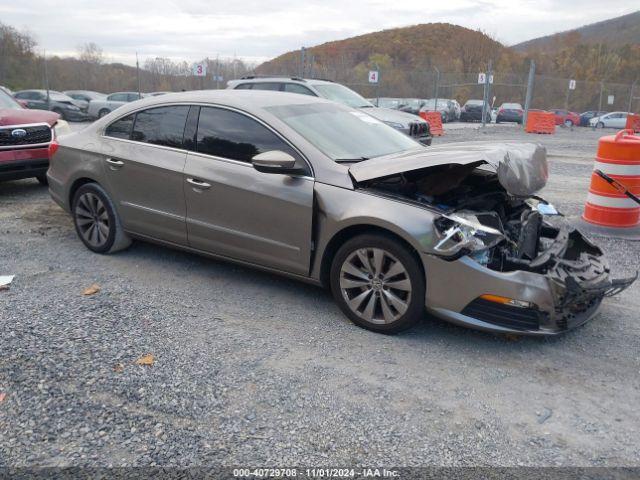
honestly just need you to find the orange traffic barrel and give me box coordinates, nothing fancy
[583,130,640,229]
[419,111,444,136]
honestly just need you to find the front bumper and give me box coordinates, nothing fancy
[421,253,634,336]
[62,109,91,122]
[0,148,49,181]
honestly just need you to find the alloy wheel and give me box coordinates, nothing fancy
[339,247,412,325]
[75,192,110,248]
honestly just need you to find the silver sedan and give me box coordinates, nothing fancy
[47,91,634,335]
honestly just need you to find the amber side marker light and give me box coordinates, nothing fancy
[480,294,533,309]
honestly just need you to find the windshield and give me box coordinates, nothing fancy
[0,89,21,109]
[313,84,373,108]
[267,102,420,161]
[49,91,74,101]
[421,99,449,110]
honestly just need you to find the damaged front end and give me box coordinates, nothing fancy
[353,142,636,334]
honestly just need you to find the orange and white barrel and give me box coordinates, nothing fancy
[583,130,640,228]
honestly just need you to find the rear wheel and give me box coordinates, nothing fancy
[72,183,131,254]
[330,234,425,334]
[596,122,604,129]
[98,109,110,118]
[564,119,573,127]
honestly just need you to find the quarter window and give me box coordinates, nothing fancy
[249,83,282,91]
[283,84,315,96]
[195,107,301,164]
[131,106,190,148]
[105,114,135,139]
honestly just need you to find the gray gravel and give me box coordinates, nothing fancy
[1,124,639,467]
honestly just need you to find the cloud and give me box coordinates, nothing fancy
[0,1,636,65]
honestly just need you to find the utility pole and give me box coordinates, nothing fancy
[136,52,141,96]
[598,82,604,112]
[215,54,220,89]
[523,60,536,128]
[433,66,440,111]
[43,49,50,109]
[481,59,492,128]
[628,80,637,113]
[300,47,306,78]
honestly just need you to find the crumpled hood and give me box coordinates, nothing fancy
[349,141,549,197]
[0,108,59,127]
[360,106,427,126]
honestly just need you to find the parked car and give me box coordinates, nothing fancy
[63,90,106,112]
[579,110,607,127]
[227,77,431,145]
[550,109,580,127]
[460,99,490,122]
[47,90,634,334]
[87,91,143,119]
[372,97,406,110]
[0,88,70,184]
[419,99,457,123]
[397,98,428,116]
[0,85,14,96]
[13,90,90,122]
[496,103,524,124]
[589,111,629,129]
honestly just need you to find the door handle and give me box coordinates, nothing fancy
[105,157,124,169]
[186,178,211,189]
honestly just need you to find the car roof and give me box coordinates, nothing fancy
[107,89,335,111]
[228,76,334,87]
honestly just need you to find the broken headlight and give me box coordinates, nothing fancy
[433,213,505,258]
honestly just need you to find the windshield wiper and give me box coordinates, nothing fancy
[335,157,369,163]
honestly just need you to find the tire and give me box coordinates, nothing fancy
[98,109,110,118]
[329,233,425,334]
[36,174,48,186]
[596,122,604,129]
[72,183,131,254]
[564,119,573,127]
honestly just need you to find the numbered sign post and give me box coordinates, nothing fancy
[477,72,486,84]
[193,63,207,77]
[608,95,615,105]
[569,79,576,90]
[368,70,379,84]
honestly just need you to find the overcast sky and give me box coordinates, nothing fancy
[1,1,636,65]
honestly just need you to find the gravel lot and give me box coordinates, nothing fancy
[1,124,639,468]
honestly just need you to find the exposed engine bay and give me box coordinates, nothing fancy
[358,162,636,305]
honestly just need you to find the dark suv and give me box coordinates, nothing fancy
[14,90,90,122]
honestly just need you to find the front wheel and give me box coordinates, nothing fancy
[564,119,573,127]
[72,183,131,254]
[596,122,604,129]
[330,234,425,334]
[52,108,66,120]
[36,174,48,186]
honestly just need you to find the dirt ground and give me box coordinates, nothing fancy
[1,123,639,468]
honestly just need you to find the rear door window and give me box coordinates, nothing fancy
[194,106,303,166]
[131,106,190,148]
[249,83,283,91]
[283,84,315,96]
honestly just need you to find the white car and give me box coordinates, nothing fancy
[589,111,629,129]
[87,91,143,119]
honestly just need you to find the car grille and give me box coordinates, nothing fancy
[0,124,52,148]
[408,122,430,138]
[461,298,543,331]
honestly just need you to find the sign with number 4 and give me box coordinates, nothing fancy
[368,70,379,84]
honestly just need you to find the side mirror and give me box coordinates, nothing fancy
[251,150,305,175]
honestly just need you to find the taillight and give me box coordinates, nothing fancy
[48,139,59,158]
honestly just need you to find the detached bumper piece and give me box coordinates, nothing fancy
[461,297,545,332]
